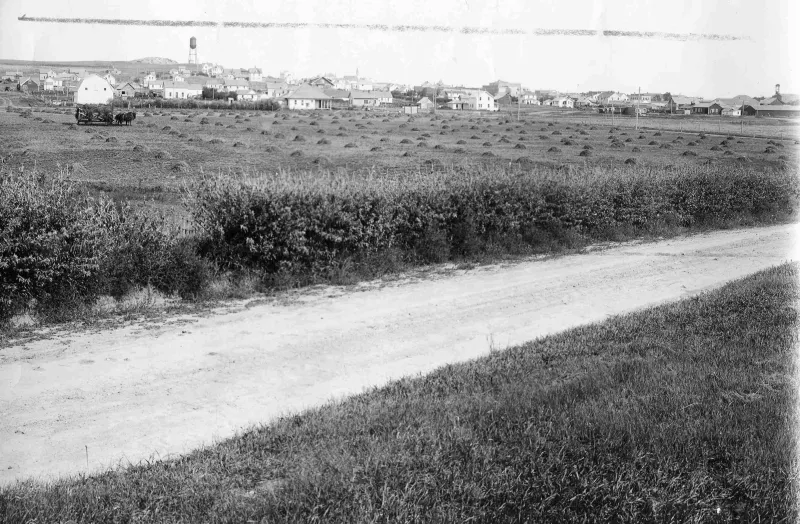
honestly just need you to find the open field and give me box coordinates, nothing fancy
[1,94,797,217]
[1,258,796,522]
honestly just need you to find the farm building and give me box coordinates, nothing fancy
[18,77,40,92]
[690,102,717,115]
[163,81,203,99]
[417,97,434,110]
[115,81,143,99]
[742,104,800,118]
[350,90,384,107]
[285,85,332,110]
[74,75,113,105]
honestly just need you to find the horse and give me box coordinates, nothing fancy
[122,111,137,125]
[114,113,125,125]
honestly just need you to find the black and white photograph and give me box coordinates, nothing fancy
[0,1,798,521]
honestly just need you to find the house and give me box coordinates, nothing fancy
[38,69,55,81]
[574,97,596,108]
[446,100,468,110]
[163,81,203,99]
[115,81,142,99]
[721,105,741,117]
[43,77,63,90]
[323,88,350,102]
[201,63,214,75]
[373,91,393,103]
[18,77,40,92]
[550,97,575,108]
[349,90,383,107]
[459,90,498,111]
[417,96,434,110]
[666,95,698,112]
[74,74,113,105]
[263,82,289,98]
[143,72,157,83]
[519,91,539,105]
[247,68,263,82]
[482,80,522,97]
[223,79,250,92]
[309,76,335,89]
[204,78,224,91]
[629,93,659,103]
[171,74,185,82]
[285,84,332,109]
[239,89,261,101]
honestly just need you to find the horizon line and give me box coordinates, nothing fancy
[16,15,751,42]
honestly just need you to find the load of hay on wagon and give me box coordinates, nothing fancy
[75,104,114,125]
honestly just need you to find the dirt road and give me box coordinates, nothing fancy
[1,224,797,485]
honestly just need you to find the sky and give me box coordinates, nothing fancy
[0,0,797,98]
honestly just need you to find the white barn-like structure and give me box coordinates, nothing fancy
[74,74,113,105]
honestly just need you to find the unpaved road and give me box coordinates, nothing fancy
[1,224,797,485]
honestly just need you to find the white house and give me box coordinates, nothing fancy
[144,72,157,83]
[550,97,574,108]
[356,82,373,91]
[247,68,263,82]
[629,93,656,103]
[461,90,498,111]
[38,69,55,81]
[350,90,383,107]
[520,91,539,105]
[608,92,629,103]
[163,81,203,99]
[374,91,393,103]
[171,74,185,82]
[224,78,250,92]
[285,84,332,110]
[74,74,114,105]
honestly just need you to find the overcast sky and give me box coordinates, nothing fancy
[1,0,797,97]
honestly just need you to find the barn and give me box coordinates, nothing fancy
[74,75,113,105]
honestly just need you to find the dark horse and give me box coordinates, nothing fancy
[116,111,137,125]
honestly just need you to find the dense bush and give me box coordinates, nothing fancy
[189,164,798,277]
[0,173,211,321]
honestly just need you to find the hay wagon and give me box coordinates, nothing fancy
[74,104,114,125]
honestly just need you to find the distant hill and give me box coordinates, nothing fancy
[131,57,177,65]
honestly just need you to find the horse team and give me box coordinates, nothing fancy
[114,111,137,126]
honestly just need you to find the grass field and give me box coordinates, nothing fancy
[1,96,797,219]
[1,263,795,522]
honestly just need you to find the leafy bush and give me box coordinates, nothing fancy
[188,164,798,278]
[0,173,212,321]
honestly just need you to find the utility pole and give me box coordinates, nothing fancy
[636,86,640,130]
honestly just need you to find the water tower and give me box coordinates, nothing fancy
[188,36,198,71]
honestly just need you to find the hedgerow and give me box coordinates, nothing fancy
[189,164,798,277]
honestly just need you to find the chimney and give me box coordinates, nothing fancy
[776,83,781,95]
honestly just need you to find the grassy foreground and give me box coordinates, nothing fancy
[2,264,797,523]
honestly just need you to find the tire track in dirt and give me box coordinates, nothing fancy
[0,224,797,484]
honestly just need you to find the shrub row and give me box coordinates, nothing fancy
[189,164,798,276]
[0,173,211,321]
